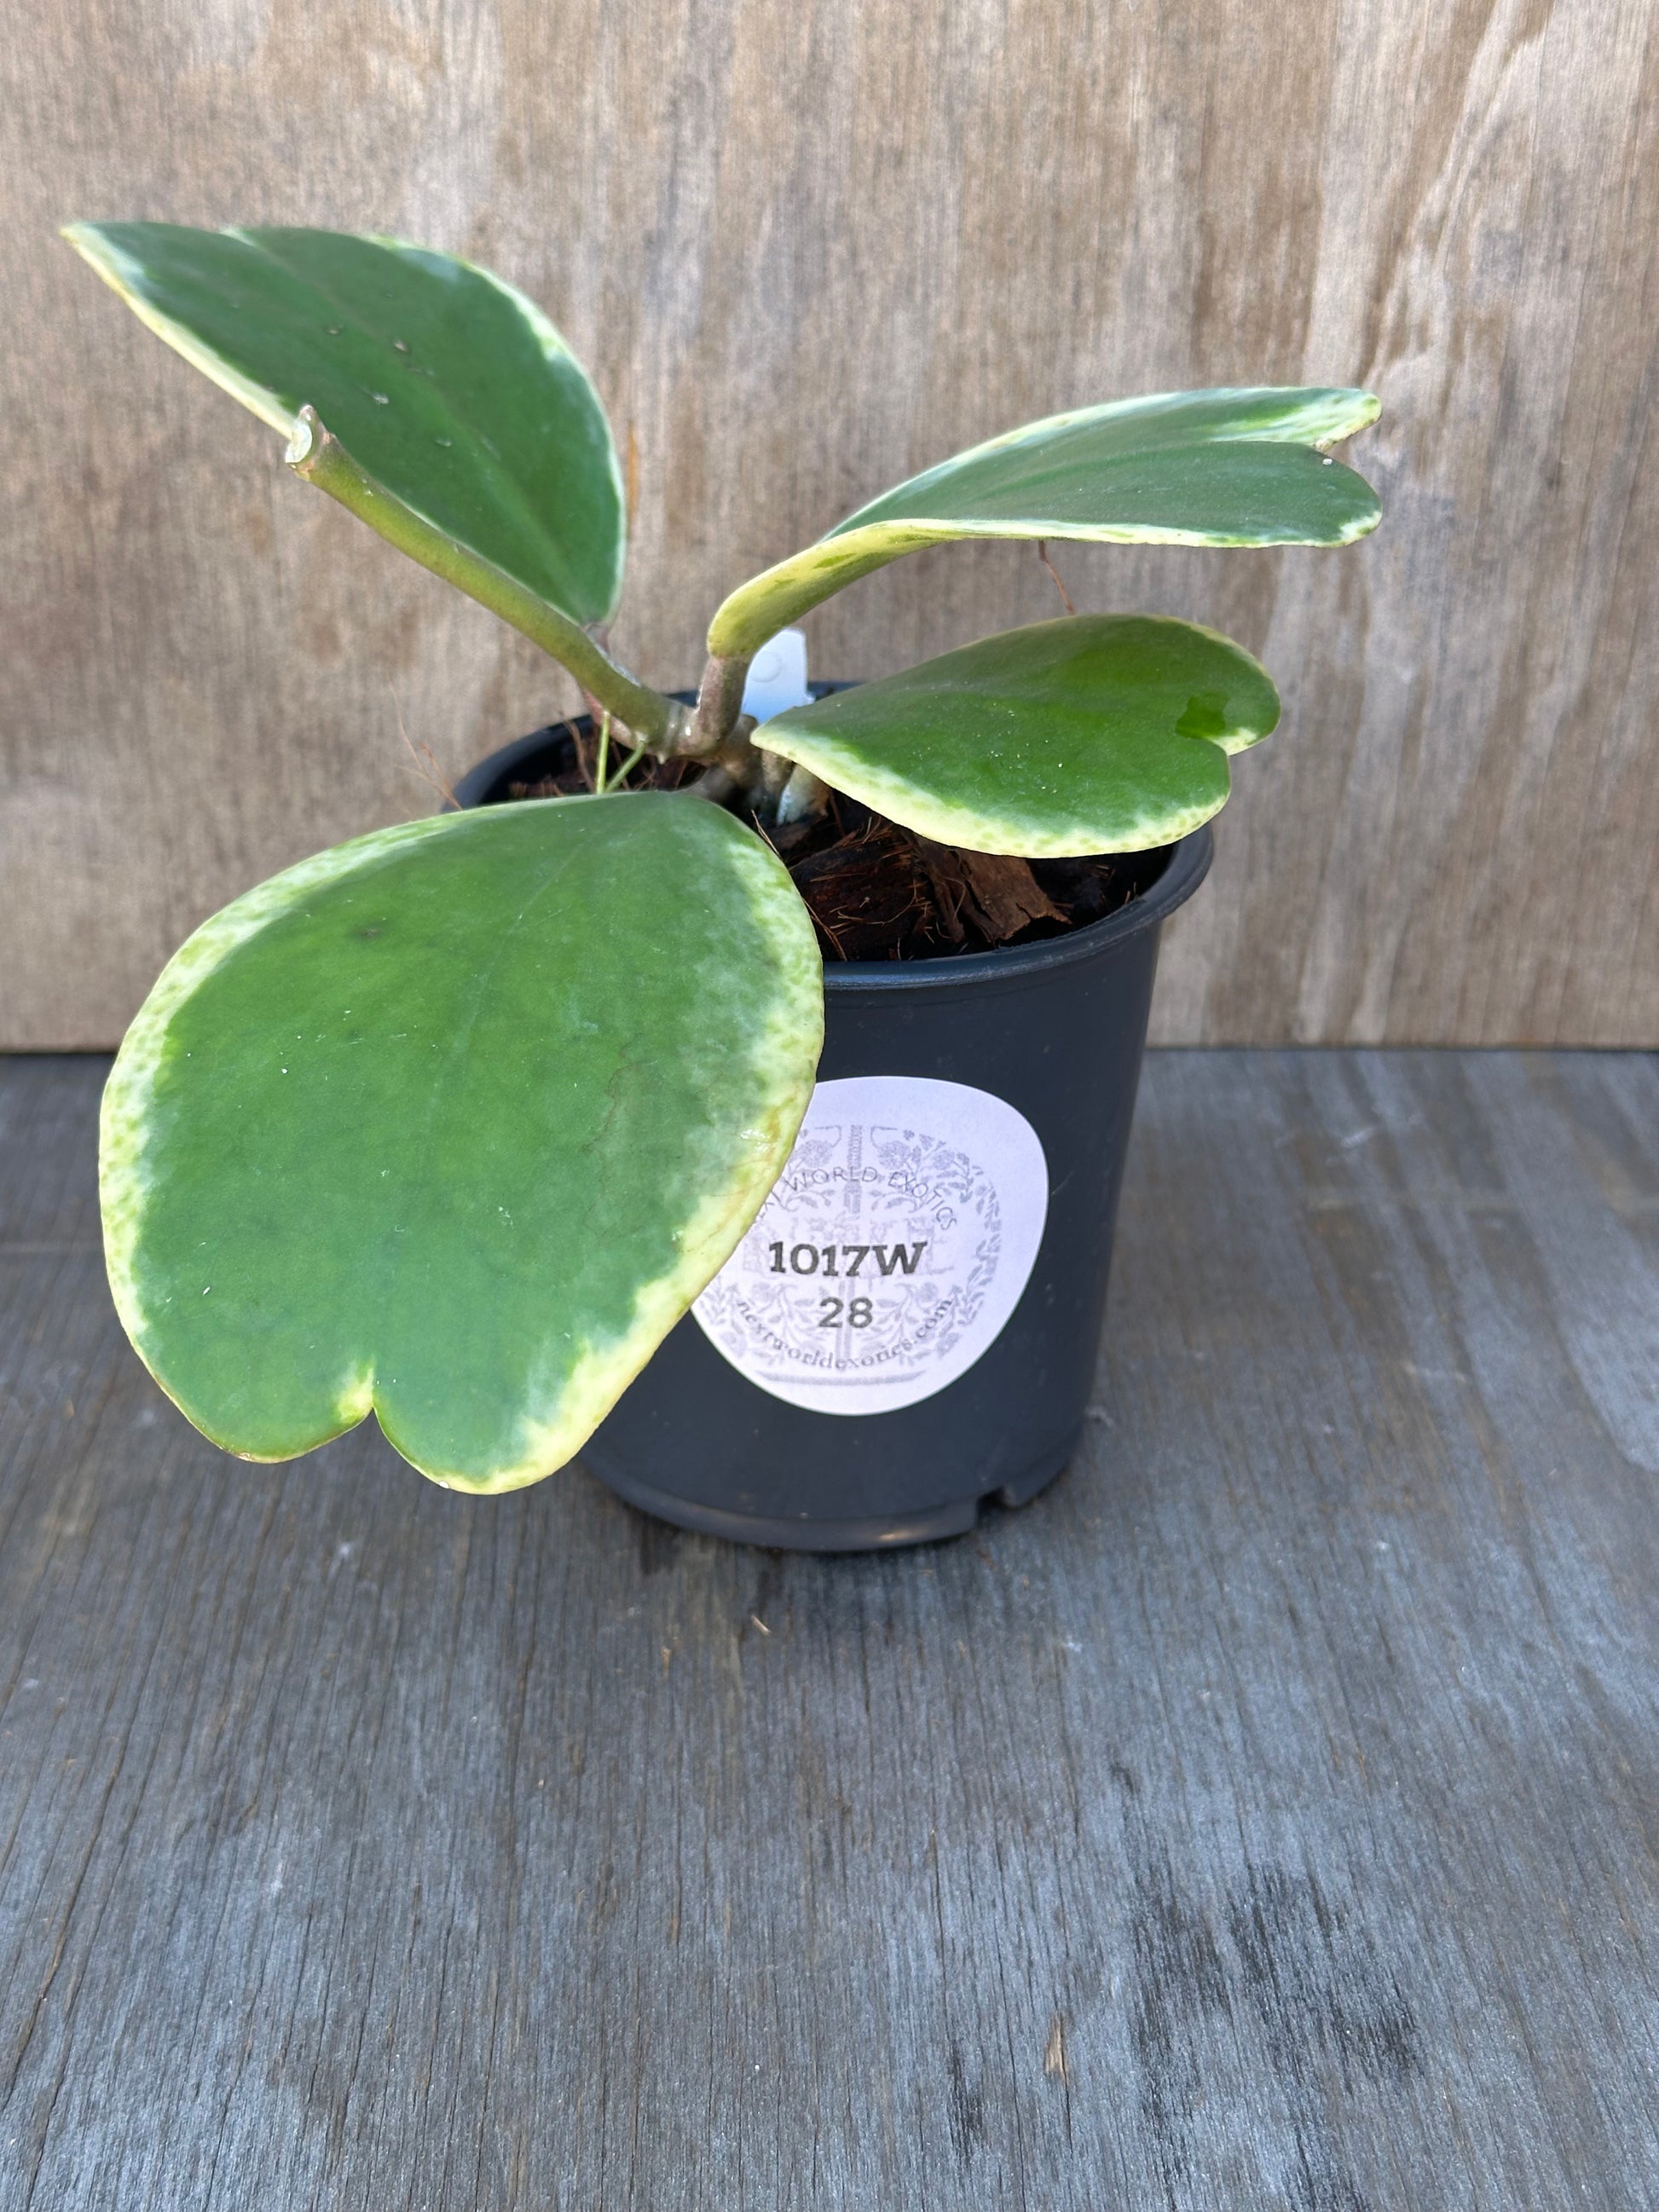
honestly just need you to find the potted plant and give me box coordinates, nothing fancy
[66,222,1381,1549]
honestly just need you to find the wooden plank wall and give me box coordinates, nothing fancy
[4,0,1655,1048]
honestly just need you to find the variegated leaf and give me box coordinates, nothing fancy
[759,615,1280,855]
[66,222,624,627]
[101,795,823,1489]
[709,386,1379,656]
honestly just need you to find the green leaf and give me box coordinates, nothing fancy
[708,386,1379,656]
[65,222,625,626]
[759,615,1280,856]
[100,795,823,1491]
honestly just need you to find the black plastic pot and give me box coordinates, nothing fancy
[454,713,1211,1550]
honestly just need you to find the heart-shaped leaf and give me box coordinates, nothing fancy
[708,386,1379,656]
[101,795,823,1490]
[65,222,624,626]
[759,615,1279,855]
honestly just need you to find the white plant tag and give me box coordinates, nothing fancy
[739,627,812,724]
[692,1076,1049,1415]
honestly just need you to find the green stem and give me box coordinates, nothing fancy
[286,407,692,753]
[607,740,648,791]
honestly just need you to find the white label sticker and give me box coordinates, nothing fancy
[692,1076,1049,1415]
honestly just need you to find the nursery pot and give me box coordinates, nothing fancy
[454,714,1211,1551]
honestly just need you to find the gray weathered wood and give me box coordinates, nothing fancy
[2,1048,1657,2208]
[3,0,1658,1048]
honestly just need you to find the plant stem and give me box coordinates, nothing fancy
[686,652,752,758]
[286,407,693,754]
[592,711,610,793]
[674,648,797,812]
[609,741,648,789]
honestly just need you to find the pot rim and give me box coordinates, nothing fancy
[452,693,1214,995]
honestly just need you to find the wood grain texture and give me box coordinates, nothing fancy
[3,0,1657,1046]
[2,1049,1657,2207]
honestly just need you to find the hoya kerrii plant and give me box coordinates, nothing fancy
[65,222,1381,1495]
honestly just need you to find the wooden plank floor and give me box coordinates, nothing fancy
[1,1050,1656,2211]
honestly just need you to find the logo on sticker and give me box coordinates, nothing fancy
[692,1076,1049,1415]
